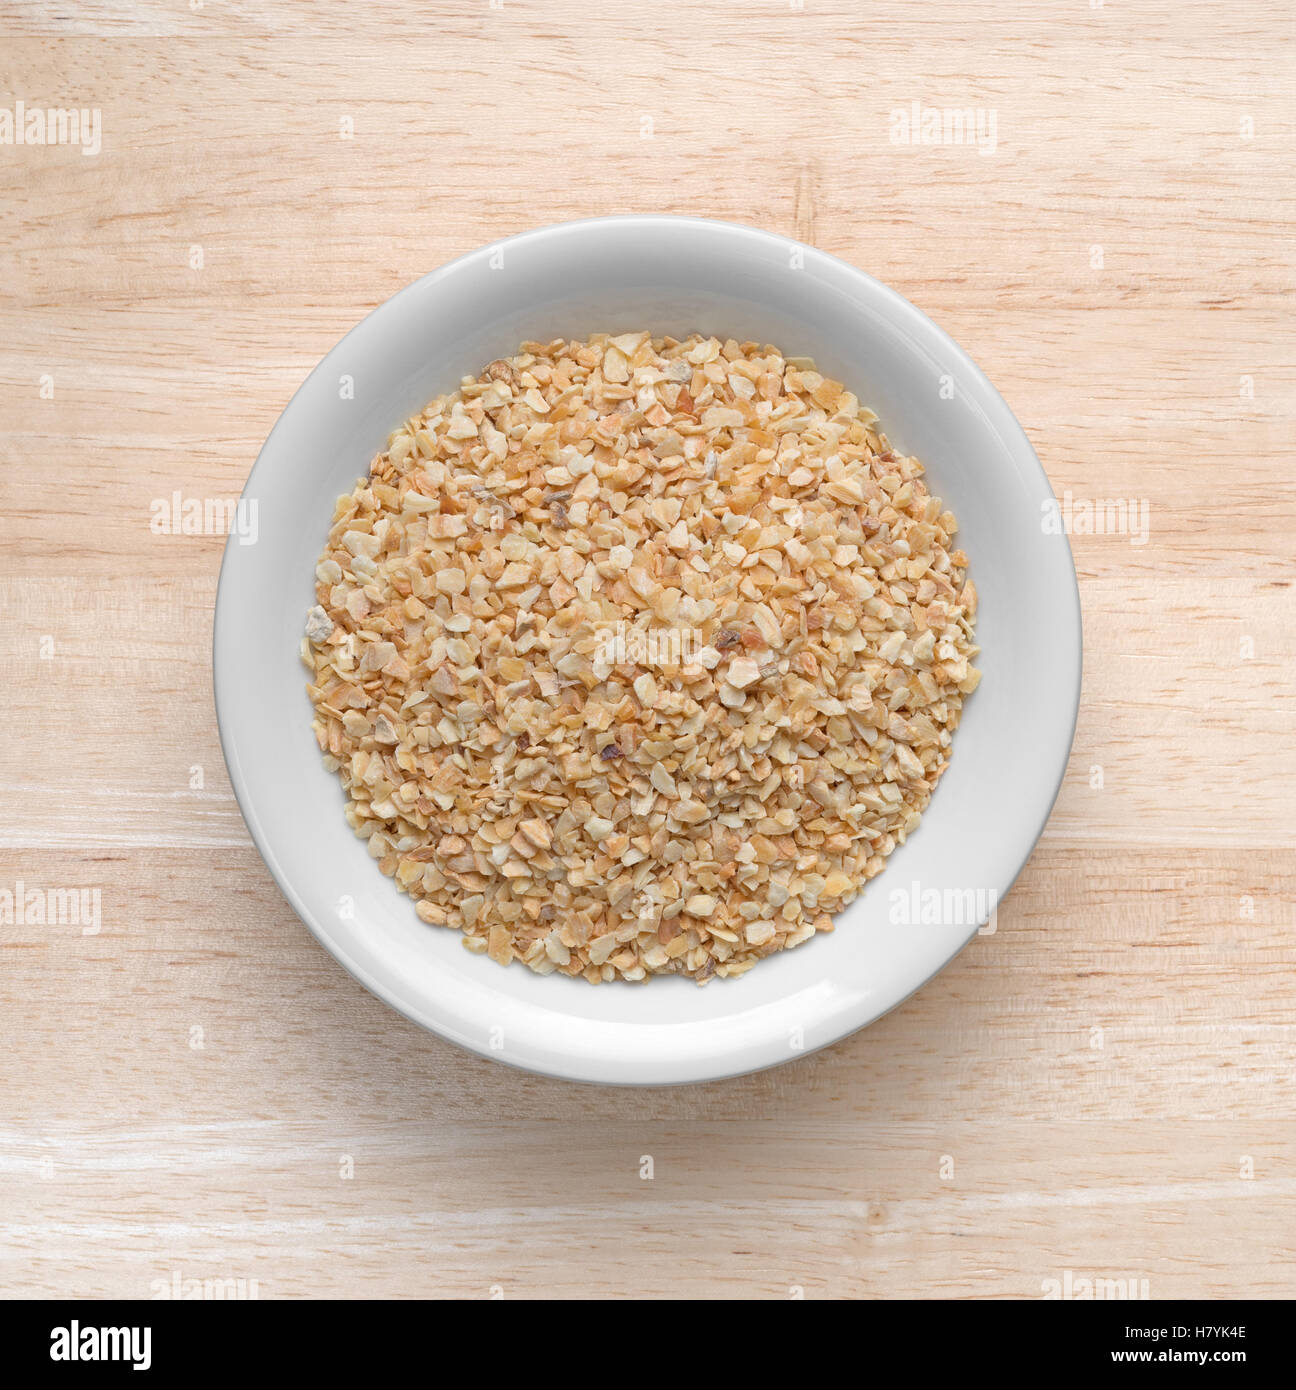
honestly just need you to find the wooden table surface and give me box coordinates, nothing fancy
[2,1,1293,1300]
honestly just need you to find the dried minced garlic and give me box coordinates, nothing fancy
[303,333,979,984]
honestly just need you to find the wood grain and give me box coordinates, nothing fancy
[1,0,1293,1300]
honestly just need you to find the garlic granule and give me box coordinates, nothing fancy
[304,333,979,983]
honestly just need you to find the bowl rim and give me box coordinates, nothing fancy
[214,213,1082,1086]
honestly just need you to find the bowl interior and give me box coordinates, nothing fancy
[215,217,1079,1084]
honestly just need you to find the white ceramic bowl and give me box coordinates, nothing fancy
[214,215,1081,1085]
